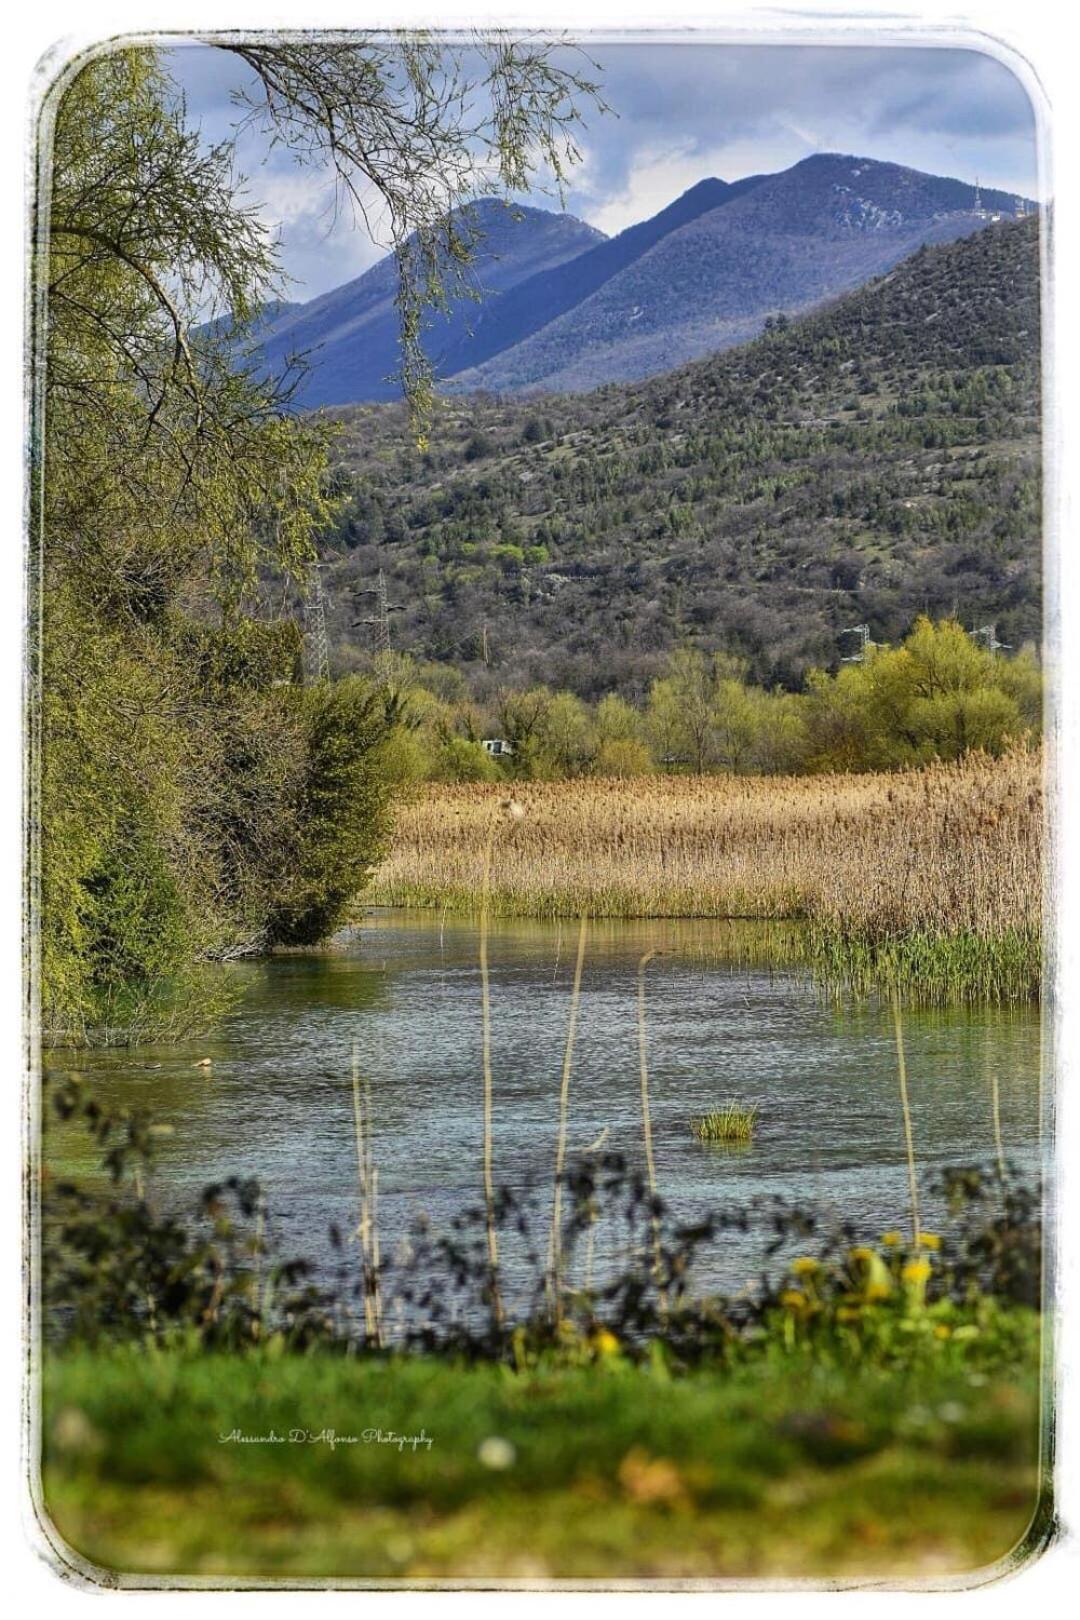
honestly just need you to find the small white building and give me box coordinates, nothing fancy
[481,738,515,758]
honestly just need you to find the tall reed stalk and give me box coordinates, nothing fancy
[987,1034,1007,1178]
[547,914,588,1314]
[478,808,512,1330]
[890,989,921,1249]
[351,1041,383,1346]
[637,950,666,1304]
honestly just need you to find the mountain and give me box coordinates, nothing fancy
[254,155,1033,408]
[256,199,605,408]
[315,217,1041,695]
[450,155,1032,394]
[431,175,756,377]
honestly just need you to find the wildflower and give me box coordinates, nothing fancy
[835,1305,861,1323]
[881,1231,902,1247]
[618,1448,686,1506]
[850,1247,893,1301]
[780,1289,808,1311]
[477,1436,516,1470]
[902,1256,932,1310]
[934,1324,952,1340]
[790,1257,820,1278]
[919,1232,942,1250]
[591,1328,621,1357]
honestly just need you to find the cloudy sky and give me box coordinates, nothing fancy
[168,39,1041,301]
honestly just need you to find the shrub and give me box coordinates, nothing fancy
[266,678,395,945]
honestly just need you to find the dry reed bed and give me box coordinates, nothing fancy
[371,750,1042,941]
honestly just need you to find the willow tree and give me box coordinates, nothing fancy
[33,36,601,1040]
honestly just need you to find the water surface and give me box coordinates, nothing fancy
[45,910,1043,1306]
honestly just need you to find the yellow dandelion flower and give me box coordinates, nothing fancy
[780,1289,807,1310]
[791,1257,820,1277]
[881,1231,902,1247]
[919,1233,942,1250]
[850,1246,874,1263]
[934,1324,952,1340]
[591,1329,621,1357]
[902,1260,932,1284]
[865,1282,892,1303]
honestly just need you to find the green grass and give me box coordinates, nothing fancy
[807,924,1042,1008]
[37,1345,1049,1583]
[692,1101,758,1143]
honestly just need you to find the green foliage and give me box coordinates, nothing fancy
[267,679,395,946]
[439,736,502,782]
[803,617,1040,771]
[374,620,1040,785]
[36,38,598,1041]
[36,51,337,1040]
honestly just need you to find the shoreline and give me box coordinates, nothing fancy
[366,753,1042,1004]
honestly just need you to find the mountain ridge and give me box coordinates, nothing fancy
[451,154,1033,394]
[254,155,1034,408]
[256,198,606,408]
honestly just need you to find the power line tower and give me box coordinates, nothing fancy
[352,568,403,666]
[306,564,331,683]
[969,622,1012,655]
[839,623,873,663]
[973,176,984,217]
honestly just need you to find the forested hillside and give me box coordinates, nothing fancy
[317,216,1041,695]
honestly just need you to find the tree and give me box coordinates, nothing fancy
[646,649,717,772]
[537,691,595,775]
[802,619,1038,772]
[35,37,600,1038]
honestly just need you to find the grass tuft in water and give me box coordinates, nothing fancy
[691,1101,758,1144]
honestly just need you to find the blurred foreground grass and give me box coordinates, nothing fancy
[39,1347,1047,1585]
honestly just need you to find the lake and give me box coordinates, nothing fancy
[43,910,1044,1320]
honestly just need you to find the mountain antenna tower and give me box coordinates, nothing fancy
[306,564,331,683]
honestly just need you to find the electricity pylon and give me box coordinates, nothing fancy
[352,569,402,665]
[969,623,1011,655]
[306,564,331,683]
[839,623,873,663]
